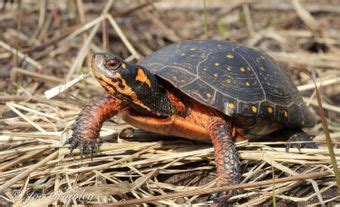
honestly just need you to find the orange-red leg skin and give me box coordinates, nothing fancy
[71,94,128,141]
[207,118,240,186]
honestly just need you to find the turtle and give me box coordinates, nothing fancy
[67,40,316,205]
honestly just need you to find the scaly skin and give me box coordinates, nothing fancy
[68,94,241,205]
[67,94,128,157]
[285,131,317,151]
[208,117,241,206]
[208,117,241,186]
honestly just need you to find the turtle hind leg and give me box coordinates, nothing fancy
[285,130,317,152]
[207,117,241,206]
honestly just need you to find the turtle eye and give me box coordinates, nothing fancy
[105,58,121,70]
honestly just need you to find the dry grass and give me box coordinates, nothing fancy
[0,0,340,206]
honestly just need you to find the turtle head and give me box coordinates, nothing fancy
[91,53,125,80]
[91,52,144,85]
[90,52,176,116]
[91,52,154,106]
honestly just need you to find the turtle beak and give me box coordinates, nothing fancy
[91,53,105,71]
[90,53,114,78]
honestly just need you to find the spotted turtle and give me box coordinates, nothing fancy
[67,40,316,204]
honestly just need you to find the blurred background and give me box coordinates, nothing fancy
[0,0,339,206]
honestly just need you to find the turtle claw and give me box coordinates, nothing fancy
[211,192,229,207]
[96,142,100,152]
[89,147,94,160]
[69,145,75,155]
[80,147,84,158]
[65,136,98,159]
[211,190,241,207]
[210,183,241,207]
[286,133,317,152]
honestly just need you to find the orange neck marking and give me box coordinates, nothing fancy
[95,72,151,112]
[135,68,151,88]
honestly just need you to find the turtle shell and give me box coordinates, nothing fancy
[139,40,315,129]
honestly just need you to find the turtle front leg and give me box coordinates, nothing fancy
[207,117,241,205]
[66,94,128,157]
[285,130,317,152]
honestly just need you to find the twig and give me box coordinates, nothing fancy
[63,15,106,43]
[0,149,46,172]
[76,0,91,74]
[203,0,208,39]
[7,102,60,120]
[107,171,330,206]
[102,18,109,52]
[111,1,153,17]
[64,23,100,81]
[10,67,63,83]
[313,80,340,193]
[268,51,340,69]
[252,2,340,14]
[76,0,87,39]
[0,150,58,193]
[242,3,255,35]
[0,121,65,130]
[0,40,41,68]
[45,73,90,99]
[303,97,340,113]
[153,0,252,10]
[292,0,321,34]
[106,14,140,60]
[298,76,340,91]
[35,0,46,39]
[65,0,114,81]
[5,102,46,132]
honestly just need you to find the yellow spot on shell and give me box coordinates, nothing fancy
[213,73,218,77]
[190,48,196,51]
[226,79,232,84]
[214,62,220,67]
[252,106,257,113]
[267,107,273,114]
[206,93,212,98]
[122,63,127,69]
[240,67,246,72]
[245,82,251,86]
[284,111,288,117]
[260,66,265,71]
[226,54,234,59]
[228,103,235,109]
[226,67,232,71]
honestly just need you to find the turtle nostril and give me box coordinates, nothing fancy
[92,54,98,62]
[93,53,100,60]
[92,53,105,61]
[92,54,108,66]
